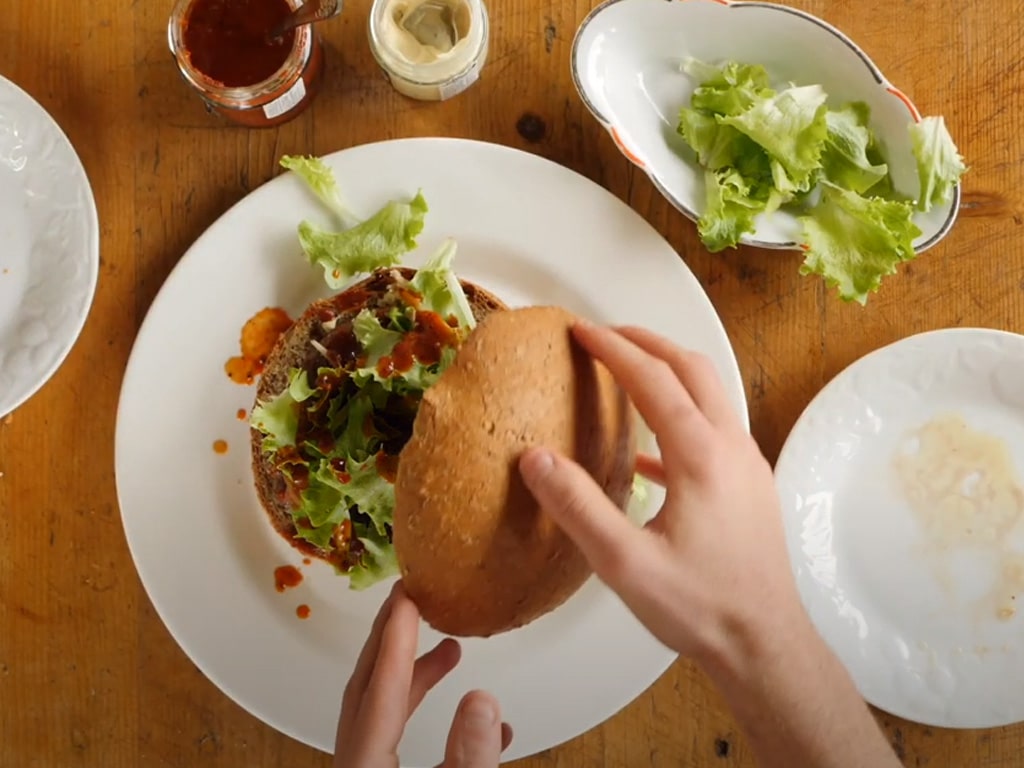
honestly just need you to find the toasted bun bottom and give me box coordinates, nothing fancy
[250,268,507,566]
[393,306,637,637]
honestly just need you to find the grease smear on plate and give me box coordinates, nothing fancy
[893,412,1024,623]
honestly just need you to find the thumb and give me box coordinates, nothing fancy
[519,447,645,589]
[440,691,502,768]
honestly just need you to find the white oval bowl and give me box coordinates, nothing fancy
[571,0,960,252]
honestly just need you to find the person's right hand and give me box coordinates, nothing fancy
[518,321,811,667]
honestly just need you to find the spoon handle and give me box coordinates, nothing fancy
[271,0,343,40]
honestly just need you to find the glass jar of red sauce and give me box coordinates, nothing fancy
[167,0,326,128]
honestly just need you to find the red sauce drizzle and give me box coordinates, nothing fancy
[183,0,295,88]
[236,408,248,421]
[225,307,293,385]
[302,558,311,566]
[396,287,423,308]
[376,451,400,484]
[274,565,303,592]
[296,604,311,619]
[376,310,458,378]
[213,439,229,454]
[331,288,372,313]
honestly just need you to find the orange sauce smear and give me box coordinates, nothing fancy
[213,439,229,454]
[225,307,293,385]
[296,604,311,620]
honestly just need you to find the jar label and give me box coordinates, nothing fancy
[438,64,481,101]
[263,77,307,120]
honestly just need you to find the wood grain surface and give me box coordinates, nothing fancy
[1,0,1023,766]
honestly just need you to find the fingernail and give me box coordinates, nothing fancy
[521,448,554,482]
[463,697,498,729]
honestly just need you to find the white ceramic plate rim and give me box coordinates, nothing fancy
[114,137,749,765]
[0,75,100,417]
[570,0,961,252]
[774,327,1024,729]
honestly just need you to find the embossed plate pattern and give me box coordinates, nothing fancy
[775,329,1024,729]
[0,75,99,417]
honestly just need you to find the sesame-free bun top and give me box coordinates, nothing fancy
[393,306,637,637]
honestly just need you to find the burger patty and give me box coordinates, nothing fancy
[250,266,507,566]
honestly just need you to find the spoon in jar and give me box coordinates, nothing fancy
[267,0,343,43]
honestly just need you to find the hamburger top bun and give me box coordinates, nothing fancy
[393,306,637,637]
[251,267,507,567]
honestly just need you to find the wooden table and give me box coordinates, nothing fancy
[1,0,1022,765]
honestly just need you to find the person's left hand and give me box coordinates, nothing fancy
[333,580,513,768]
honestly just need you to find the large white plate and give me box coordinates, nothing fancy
[115,138,748,764]
[775,328,1024,729]
[0,75,99,417]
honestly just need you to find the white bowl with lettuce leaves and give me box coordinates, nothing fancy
[571,0,967,304]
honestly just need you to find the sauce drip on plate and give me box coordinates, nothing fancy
[225,307,293,385]
[274,564,303,592]
[893,412,1024,622]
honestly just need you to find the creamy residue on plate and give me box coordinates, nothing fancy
[893,412,1024,622]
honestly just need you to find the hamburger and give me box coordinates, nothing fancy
[248,153,637,635]
[249,242,506,589]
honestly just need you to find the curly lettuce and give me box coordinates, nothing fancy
[281,154,428,290]
[675,58,966,303]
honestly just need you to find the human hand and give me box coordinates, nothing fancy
[334,581,513,768]
[518,322,809,666]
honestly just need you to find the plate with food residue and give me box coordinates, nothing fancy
[775,328,1024,729]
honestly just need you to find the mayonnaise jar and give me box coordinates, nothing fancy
[368,0,489,101]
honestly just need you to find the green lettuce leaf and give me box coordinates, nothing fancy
[287,452,397,580]
[353,351,454,394]
[820,102,889,195]
[910,115,967,212]
[348,520,399,591]
[677,109,765,172]
[298,191,429,290]
[672,59,960,304]
[411,239,477,331]
[249,384,299,452]
[343,456,396,536]
[719,84,829,194]
[798,183,922,304]
[296,463,349,534]
[631,473,648,506]
[324,385,384,463]
[280,155,357,226]
[287,367,317,403]
[353,309,403,365]
[683,58,773,116]
[698,168,767,252]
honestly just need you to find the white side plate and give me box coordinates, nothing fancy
[0,75,99,416]
[776,328,1024,729]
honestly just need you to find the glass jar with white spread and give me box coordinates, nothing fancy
[368,0,489,101]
